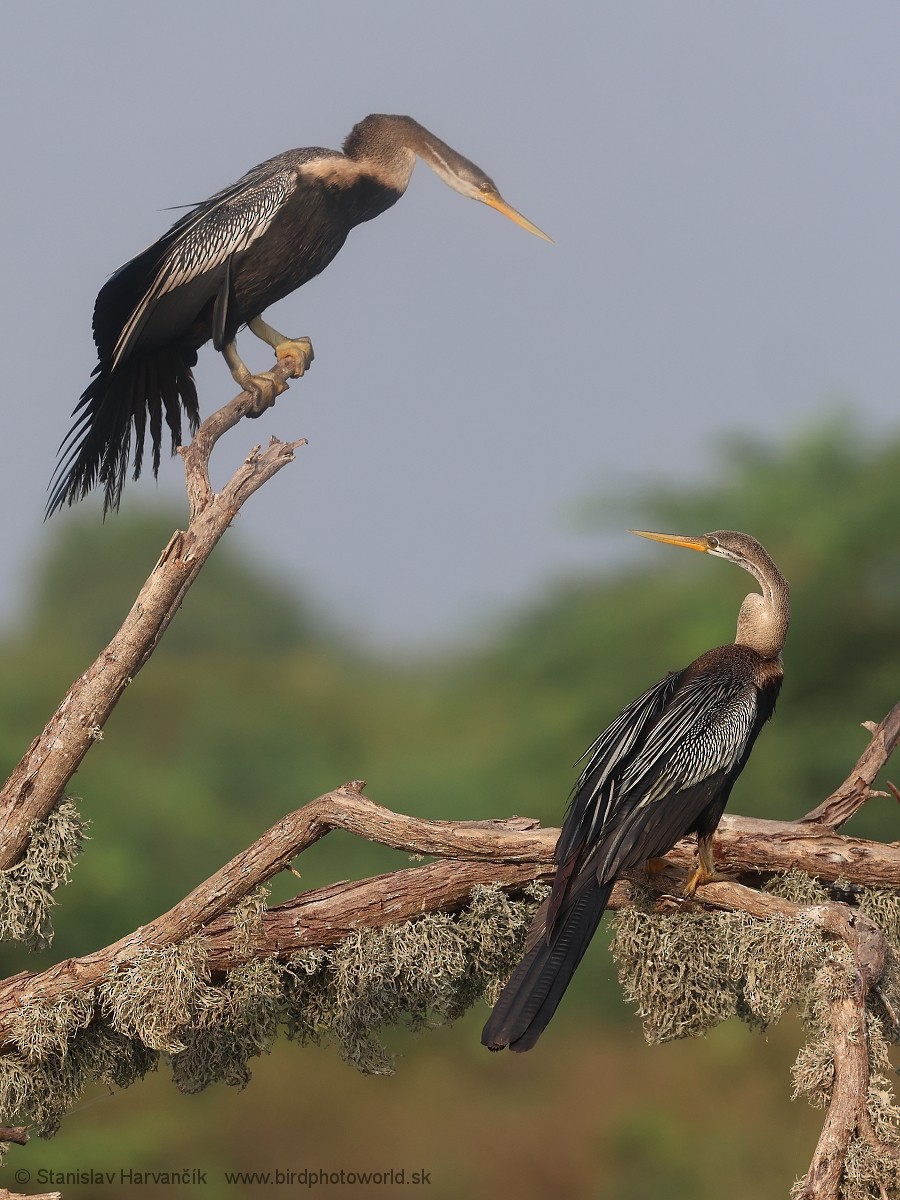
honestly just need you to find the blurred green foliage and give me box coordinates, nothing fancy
[0,418,898,1198]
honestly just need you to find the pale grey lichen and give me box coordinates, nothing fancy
[609,874,900,1200]
[281,882,547,1074]
[98,937,214,1053]
[0,880,545,1146]
[0,799,86,950]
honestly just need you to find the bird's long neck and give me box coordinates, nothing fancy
[734,548,790,660]
[342,115,435,195]
[342,114,475,196]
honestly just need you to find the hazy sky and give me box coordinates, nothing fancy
[3,2,899,647]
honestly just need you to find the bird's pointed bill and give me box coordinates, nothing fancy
[481,193,553,242]
[631,530,711,553]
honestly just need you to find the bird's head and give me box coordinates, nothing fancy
[431,157,550,241]
[417,135,552,242]
[630,529,790,657]
[631,529,765,567]
[347,114,552,241]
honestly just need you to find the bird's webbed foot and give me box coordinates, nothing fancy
[222,342,289,415]
[248,317,315,378]
[242,370,287,416]
[274,336,315,378]
[682,836,731,898]
[644,856,670,880]
[682,863,732,898]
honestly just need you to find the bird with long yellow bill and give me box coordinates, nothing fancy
[50,114,550,516]
[482,529,790,1053]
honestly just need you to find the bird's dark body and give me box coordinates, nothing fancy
[50,148,407,515]
[482,641,782,1052]
[52,114,548,513]
[94,156,403,362]
[57,107,559,515]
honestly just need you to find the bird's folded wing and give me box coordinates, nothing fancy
[111,166,301,368]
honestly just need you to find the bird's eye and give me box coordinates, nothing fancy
[707,535,719,549]
[479,181,493,195]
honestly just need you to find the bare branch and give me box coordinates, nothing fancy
[0,355,309,870]
[801,700,900,829]
[3,764,900,1049]
[793,913,898,1199]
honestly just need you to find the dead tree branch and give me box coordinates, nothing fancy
[1,735,899,1049]
[0,355,309,870]
[802,700,900,829]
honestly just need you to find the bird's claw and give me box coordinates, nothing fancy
[275,337,315,377]
[682,865,731,898]
[243,370,287,416]
[644,856,670,879]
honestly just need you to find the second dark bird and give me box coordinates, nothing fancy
[482,529,790,1053]
[50,114,550,516]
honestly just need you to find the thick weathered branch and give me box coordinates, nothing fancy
[794,909,897,1199]
[203,858,555,969]
[0,356,308,869]
[0,706,896,1194]
[2,751,900,1048]
[802,700,900,829]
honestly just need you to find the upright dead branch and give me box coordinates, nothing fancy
[793,906,898,1199]
[802,701,900,830]
[0,355,308,871]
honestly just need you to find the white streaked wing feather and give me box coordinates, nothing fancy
[112,167,299,367]
[558,673,679,859]
[620,675,757,804]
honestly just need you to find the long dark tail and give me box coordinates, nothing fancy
[47,344,199,517]
[481,879,613,1052]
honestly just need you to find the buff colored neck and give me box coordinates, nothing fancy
[734,552,790,660]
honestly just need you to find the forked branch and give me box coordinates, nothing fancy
[1,736,899,1049]
[0,356,309,870]
[802,700,900,829]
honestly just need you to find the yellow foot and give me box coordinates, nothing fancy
[275,337,315,377]
[682,864,732,898]
[242,370,288,415]
[644,856,670,879]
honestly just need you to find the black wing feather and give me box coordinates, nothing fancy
[483,651,776,1051]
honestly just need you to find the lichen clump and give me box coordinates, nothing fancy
[609,871,900,1199]
[0,882,544,1144]
[0,799,86,950]
[283,882,546,1074]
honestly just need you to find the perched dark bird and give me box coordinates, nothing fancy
[49,114,550,516]
[482,529,790,1053]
